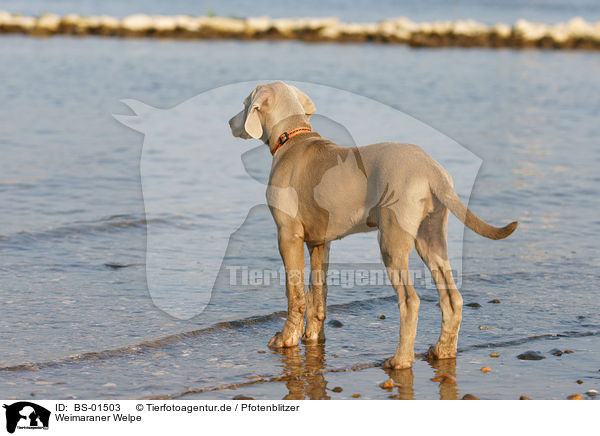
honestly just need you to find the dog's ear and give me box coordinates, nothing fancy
[245,86,273,139]
[289,85,316,118]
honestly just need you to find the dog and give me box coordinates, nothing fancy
[228,81,517,369]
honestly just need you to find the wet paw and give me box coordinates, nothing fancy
[302,320,325,345]
[427,345,456,360]
[268,331,283,348]
[382,356,414,370]
[267,330,301,348]
[301,331,325,345]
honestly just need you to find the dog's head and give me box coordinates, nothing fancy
[228,81,316,142]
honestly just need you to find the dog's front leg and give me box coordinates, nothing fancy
[303,243,330,344]
[268,226,306,348]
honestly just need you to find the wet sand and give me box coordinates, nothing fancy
[3,295,599,400]
[158,333,600,401]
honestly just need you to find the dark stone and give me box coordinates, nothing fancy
[488,299,501,304]
[104,263,133,269]
[517,351,545,360]
[328,319,343,328]
[378,314,386,319]
[550,348,563,356]
[465,302,481,308]
[331,386,343,393]
[576,380,583,384]
[520,395,532,400]
[462,394,479,400]
[233,394,254,400]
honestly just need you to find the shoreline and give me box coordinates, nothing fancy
[1,12,599,50]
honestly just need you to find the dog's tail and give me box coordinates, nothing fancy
[430,171,518,240]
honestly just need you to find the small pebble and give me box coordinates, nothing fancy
[379,314,386,320]
[576,380,583,384]
[478,325,492,330]
[431,374,456,384]
[550,348,563,356]
[517,351,545,360]
[328,319,343,328]
[30,393,35,397]
[465,302,481,308]
[352,393,361,398]
[380,379,394,389]
[104,263,131,269]
[480,366,492,373]
[490,352,500,358]
[488,299,501,304]
[233,394,254,400]
[585,389,597,397]
[564,350,574,354]
[257,350,266,354]
[577,315,585,319]
[567,394,582,400]
[331,386,343,393]
[462,394,479,400]
[520,396,532,400]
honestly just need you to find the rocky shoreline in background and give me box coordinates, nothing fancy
[1,12,600,49]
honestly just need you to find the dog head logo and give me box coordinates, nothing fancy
[114,81,481,320]
[3,402,50,434]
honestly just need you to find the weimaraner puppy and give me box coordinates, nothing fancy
[228,81,517,369]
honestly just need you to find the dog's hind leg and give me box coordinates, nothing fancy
[303,242,330,344]
[415,206,463,360]
[379,219,420,370]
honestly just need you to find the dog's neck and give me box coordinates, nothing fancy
[267,115,312,155]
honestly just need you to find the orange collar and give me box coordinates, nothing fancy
[271,127,312,155]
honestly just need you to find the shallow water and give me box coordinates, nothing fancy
[1,34,600,399]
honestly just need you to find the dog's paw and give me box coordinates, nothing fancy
[301,332,325,345]
[268,331,285,348]
[268,331,300,348]
[427,345,456,360]
[382,356,413,370]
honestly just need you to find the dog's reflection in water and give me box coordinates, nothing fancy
[429,358,459,400]
[383,368,416,400]
[274,346,459,400]
[384,358,458,400]
[275,345,330,400]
